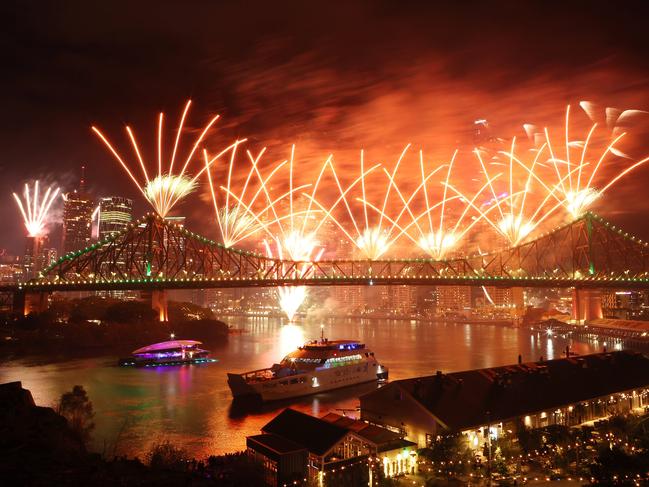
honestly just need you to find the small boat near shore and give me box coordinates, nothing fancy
[227,334,388,402]
[119,339,217,367]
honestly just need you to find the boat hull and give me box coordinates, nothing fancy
[228,362,387,402]
[119,357,217,367]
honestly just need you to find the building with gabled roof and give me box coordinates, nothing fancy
[246,433,307,487]
[262,408,352,457]
[247,408,417,486]
[320,412,417,478]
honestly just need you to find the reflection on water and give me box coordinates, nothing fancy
[0,317,618,458]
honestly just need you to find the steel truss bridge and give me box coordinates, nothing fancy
[9,211,649,293]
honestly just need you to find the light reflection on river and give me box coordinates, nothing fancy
[0,317,612,458]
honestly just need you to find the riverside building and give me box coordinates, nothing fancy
[246,408,417,487]
[360,351,649,450]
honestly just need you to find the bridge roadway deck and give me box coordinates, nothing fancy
[4,275,649,293]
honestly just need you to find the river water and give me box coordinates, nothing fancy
[0,317,618,458]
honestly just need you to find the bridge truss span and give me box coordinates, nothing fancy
[19,212,649,292]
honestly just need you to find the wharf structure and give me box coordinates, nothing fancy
[360,350,649,449]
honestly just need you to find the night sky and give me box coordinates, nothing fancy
[2,0,649,253]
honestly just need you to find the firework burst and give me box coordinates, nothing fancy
[450,104,649,248]
[469,138,567,247]
[528,104,649,219]
[257,146,328,320]
[13,181,60,237]
[264,233,324,321]
[205,147,310,248]
[92,100,243,218]
[304,147,424,260]
[388,150,502,260]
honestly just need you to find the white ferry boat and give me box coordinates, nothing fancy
[227,336,388,402]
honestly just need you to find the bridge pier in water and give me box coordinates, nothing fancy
[571,289,603,324]
[151,289,169,322]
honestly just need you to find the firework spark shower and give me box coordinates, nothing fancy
[12,181,60,238]
[91,100,244,218]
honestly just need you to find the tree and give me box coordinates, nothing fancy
[591,444,649,483]
[105,300,157,324]
[68,296,113,323]
[516,425,543,454]
[56,385,95,445]
[167,301,214,323]
[147,440,188,471]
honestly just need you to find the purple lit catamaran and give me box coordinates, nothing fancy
[119,339,217,367]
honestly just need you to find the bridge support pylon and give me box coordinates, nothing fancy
[22,291,50,316]
[151,289,169,322]
[571,289,603,324]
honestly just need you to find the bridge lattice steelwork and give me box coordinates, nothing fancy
[17,212,649,292]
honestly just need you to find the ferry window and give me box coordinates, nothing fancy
[299,377,306,383]
[279,380,288,386]
[290,378,298,384]
[323,354,363,368]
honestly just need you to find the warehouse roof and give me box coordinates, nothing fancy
[361,351,649,431]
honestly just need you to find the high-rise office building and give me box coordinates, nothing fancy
[62,168,94,254]
[23,235,44,279]
[98,196,133,240]
[22,233,59,279]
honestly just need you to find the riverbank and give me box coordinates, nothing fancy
[0,297,229,361]
[0,318,229,361]
[529,318,649,349]
[0,381,264,486]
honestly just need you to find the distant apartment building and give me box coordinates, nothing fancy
[435,285,472,314]
[332,286,364,313]
[0,261,24,283]
[98,196,133,239]
[474,286,525,318]
[382,286,417,315]
[602,290,648,319]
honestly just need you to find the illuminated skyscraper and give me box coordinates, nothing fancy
[98,196,133,240]
[62,168,94,254]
